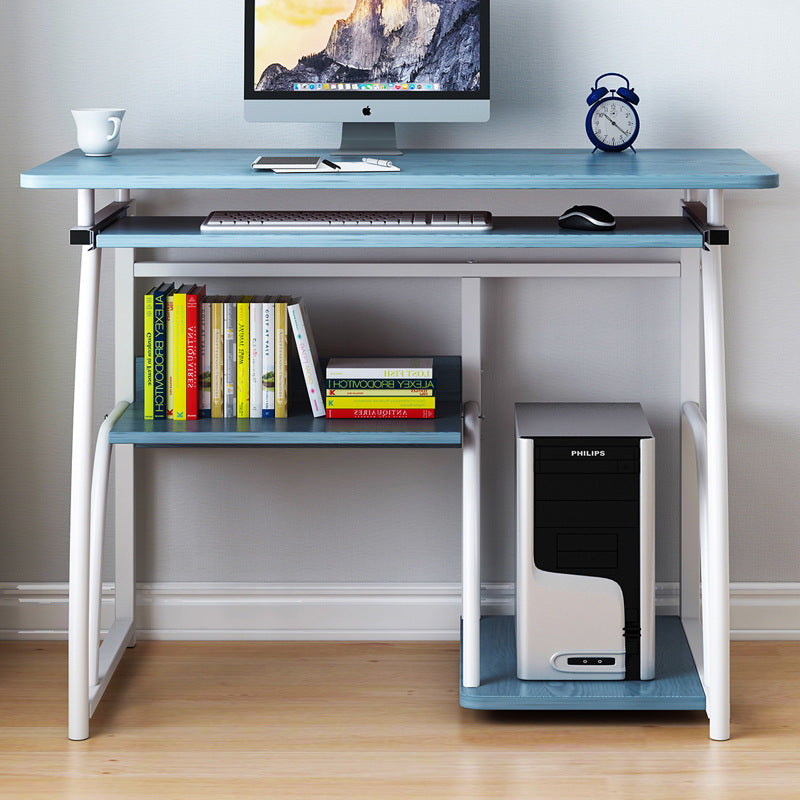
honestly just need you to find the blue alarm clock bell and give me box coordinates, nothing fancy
[586,73,640,153]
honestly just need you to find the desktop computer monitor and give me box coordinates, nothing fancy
[244,0,489,155]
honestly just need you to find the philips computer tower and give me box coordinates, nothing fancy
[515,403,655,681]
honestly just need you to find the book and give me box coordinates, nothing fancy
[186,284,206,421]
[288,298,324,418]
[166,289,175,419]
[325,408,435,419]
[236,296,253,418]
[325,358,433,380]
[171,285,192,421]
[274,296,289,419]
[262,297,275,418]
[153,282,173,420]
[211,297,224,419]
[249,297,263,418]
[143,286,156,420]
[326,388,434,397]
[325,396,435,410]
[199,295,212,418]
[223,296,237,418]
[326,377,436,392]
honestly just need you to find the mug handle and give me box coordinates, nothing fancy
[106,116,121,141]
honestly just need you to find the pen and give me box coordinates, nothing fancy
[322,159,341,170]
[362,157,393,168]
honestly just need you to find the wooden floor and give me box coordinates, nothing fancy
[1,640,799,799]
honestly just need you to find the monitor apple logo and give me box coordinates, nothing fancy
[362,106,371,116]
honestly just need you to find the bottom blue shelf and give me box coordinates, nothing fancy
[460,615,706,711]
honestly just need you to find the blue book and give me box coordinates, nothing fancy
[152,282,174,419]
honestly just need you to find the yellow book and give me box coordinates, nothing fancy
[326,396,436,410]
[143,287,155,420]
[166,290,175,419]
[172,284,192,421]
[236,296,253,418]
[274,297,288,419]
[211,298,224,418]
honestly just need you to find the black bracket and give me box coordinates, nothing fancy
[681,201,729,248]
[70,200,133,249]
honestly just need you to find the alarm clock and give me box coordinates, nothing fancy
[586,73,640,153]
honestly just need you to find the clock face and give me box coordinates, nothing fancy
[589,98,638,149]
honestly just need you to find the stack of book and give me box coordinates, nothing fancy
[143,286,323,421]
[325,358,436,419]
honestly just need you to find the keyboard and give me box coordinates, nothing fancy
[200,210,493,232]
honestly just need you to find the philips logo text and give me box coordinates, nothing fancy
[571,450,605,457]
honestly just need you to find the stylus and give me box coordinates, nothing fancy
[362,157,394,168]
[322,159,341,170]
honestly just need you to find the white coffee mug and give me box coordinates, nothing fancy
[71,108,126,156]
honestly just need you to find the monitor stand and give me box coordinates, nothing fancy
[330,123,403,157]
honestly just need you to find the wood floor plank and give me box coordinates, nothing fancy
[1,640,799,799]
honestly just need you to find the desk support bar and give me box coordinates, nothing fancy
[89,401,131,688]
[682,201,730,247]
[462,401,481,688]
[700,189,731,741]
[461,277,482,688]
[68,190,101,740]
[682,401,710,694]
[70,200,133,249]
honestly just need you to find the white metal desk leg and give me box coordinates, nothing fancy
[701,189,731,741]
[682,401,711,695]
[114,246,136,644]
[462,402,481,687]
[89,401,131,687]
[461,277,482,688]
[68,189,100,741]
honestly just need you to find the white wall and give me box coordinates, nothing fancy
[1,0,798,590]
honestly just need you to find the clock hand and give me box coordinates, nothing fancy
[601,113,626,133]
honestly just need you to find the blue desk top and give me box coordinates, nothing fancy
[21,148,778,190]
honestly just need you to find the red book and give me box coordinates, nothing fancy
[326,408,435,419]
[185,284,207,420]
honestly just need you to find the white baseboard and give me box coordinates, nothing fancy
[1,581,797,641]
[729,583,800,640]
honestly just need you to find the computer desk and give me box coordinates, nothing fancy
[21,148,779,741]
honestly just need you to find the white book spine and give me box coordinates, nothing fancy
[200,300,212,417]
[249,301,263,418]
[262,300,275,417]
[288,300,325,418]
[223,301,237,418]
[325,368,434,379]
[325,358,433,380]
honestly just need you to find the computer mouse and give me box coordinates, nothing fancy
[558,205,616,231]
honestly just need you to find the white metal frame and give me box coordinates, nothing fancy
[67,190,731,740]
[456,192,731,740]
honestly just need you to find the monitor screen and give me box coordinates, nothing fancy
[245,0,488,102]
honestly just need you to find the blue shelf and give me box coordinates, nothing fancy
[94,215,704,249]
[460,615,706,711]
[21,148,778,190]
[110,356,461,447]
